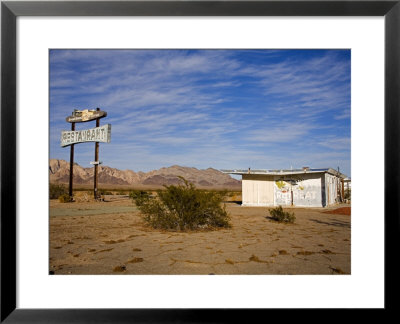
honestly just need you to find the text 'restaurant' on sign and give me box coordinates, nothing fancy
[61,124,111,147]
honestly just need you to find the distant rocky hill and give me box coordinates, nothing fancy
[49,159,241,189]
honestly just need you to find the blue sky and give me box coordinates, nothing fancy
[50,49,351,177]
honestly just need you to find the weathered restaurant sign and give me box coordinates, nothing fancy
[61,124,111,147]
[66,109,107,123]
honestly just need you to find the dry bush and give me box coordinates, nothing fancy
[269,205,296,223]
[49,183,68,199]
[137,177,231,231]
[129,190,151,207]
[58,193,73,203]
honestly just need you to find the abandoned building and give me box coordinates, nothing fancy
[222,167,347,207]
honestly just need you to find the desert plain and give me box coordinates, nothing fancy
[49,192,350,275]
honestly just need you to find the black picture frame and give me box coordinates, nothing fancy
[1,0,398,321]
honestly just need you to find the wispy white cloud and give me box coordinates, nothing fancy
[50,49,351,175]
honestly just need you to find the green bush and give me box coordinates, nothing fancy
[58,193,73,203]
[137,177,230,231]
[129,190,151,207]
[269,205,295,223]
[49,183,68,199]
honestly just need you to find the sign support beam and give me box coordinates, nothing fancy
[69,122,75,198]
[94,108,100,200]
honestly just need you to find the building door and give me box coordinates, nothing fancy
[257,180,274,205]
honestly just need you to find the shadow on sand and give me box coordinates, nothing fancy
[310,218,350,228]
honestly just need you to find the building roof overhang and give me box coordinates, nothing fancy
[221,168,347,179]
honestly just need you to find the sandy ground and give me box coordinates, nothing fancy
[49,196,351,275]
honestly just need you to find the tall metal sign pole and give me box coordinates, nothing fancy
[61,108,111,200]
[69,122,75,197]
[94,108,100,200]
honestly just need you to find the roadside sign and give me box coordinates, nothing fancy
[61,107,110,200]
[90,161,103,165]
[66,109,107,123]
[61,124,111,147]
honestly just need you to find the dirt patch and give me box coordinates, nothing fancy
[50,200,351,274]
[249,255,268,263]
[297,251,315,256]
[324,207,351,215]
[94,248,114,254]
[127,257,144,263]
[113,265,126,272]
[320,249,335,254]
[329,266,347,274]
[104,239,125,244]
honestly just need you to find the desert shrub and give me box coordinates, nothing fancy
[49,183,68,199]
[269,205,295,223]
[137,177,230,231]
[99,189,113,196]
[129,190,151,207]
[344,188,351,200]
[58,193,73,203]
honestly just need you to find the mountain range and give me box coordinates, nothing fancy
[49,159,241,189]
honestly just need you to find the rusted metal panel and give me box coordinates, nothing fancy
[60,124,111,147]
[66,109,107,123]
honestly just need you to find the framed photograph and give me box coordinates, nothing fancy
[1,0,397,321]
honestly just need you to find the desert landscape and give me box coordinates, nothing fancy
[49,159,241,189]
[49,49,351,276]
[49,192,351,275]
[49,50,352,276]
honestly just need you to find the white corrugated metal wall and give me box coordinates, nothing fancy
[241,172,343,207]
[242,174,274,206]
